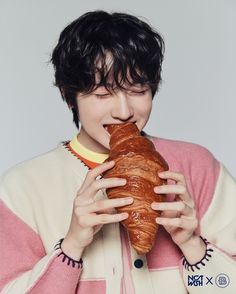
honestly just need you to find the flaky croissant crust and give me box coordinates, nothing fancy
[103,123,169,255]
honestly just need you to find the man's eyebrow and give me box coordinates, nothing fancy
[92,86,111,93]
[92,83,148,92]
[128,84,149,90]
[93,83,112,89]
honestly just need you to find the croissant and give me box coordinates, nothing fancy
[102,123,169,255]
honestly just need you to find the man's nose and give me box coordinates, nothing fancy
[111,92,134,121]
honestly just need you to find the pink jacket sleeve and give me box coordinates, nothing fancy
[178,147,236,293]
[0,200,82,294]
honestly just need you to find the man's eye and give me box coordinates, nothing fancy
[95,93,110,98]
[138,90,147,94]
[129,90,147,95]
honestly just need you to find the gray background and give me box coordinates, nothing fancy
[0,0,235,177]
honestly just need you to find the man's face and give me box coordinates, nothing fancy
[76,83,153,153]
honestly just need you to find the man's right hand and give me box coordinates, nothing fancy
[61,160,133,260]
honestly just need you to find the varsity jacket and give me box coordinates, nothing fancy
[0,134,236,294]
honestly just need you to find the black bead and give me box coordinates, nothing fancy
[134,259,144,268]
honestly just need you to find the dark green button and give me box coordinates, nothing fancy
[134,259,144,268]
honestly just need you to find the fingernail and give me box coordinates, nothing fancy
[151,202,158,209]
[123,197,133,204]
[121,212,129,219]
[156,217,162,223]
[154,186,161,193]
[119,179,127,185]
[158,171,165,176]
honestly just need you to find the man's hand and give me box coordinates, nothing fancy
[151,170,206,263]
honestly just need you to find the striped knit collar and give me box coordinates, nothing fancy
[66,135,109,165]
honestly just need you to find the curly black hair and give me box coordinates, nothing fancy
[50,10,165,129]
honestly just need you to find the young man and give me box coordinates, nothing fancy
[0,10,236,294]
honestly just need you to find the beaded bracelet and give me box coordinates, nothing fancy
[54,238,83,269]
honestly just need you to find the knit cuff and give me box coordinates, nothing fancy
[182,236,214,272]
[54,238,83,269]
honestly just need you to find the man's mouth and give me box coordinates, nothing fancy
[103,122,137,135]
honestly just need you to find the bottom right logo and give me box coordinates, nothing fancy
[215,273,230,288]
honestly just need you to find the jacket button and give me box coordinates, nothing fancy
[134,259,144,268]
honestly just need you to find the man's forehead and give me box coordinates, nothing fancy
[95,51,114,72]
[95,51,132,81]
[93,51,148,91]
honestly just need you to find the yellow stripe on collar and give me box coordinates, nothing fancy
[70,135,109,164]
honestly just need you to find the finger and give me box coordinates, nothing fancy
[156,215,198,230]
[158,171,186,185]
[80,161,115,192]
[77,197,133,214]
[154,184,187,194]
[77,178,127,204]
[151,201,192,216]
[78,212,129,227]
[154,184,189,202]
[89,178,127,193]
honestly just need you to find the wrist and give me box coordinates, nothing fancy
[61,237,85,261]
[179,235,206,264]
